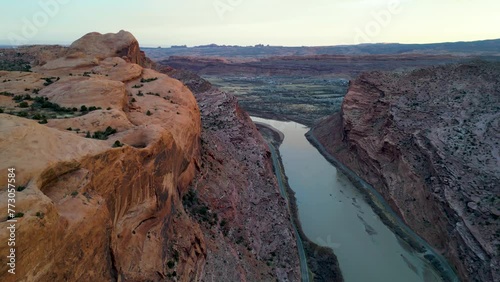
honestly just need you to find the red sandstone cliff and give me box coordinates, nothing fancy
[0,31,299,281]
[311,62,500,282]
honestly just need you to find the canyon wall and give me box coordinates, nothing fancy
[164,68,301,281]
[311,62,499,282]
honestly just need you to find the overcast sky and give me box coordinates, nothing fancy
[1,0,499,47]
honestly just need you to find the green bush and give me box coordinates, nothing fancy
[19,102,29,108]
[141,77,158,83]
[91,126,117,140]
[17,111,29,117]
[112,140,123,148]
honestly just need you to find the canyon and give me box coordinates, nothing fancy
[1,29,499,282]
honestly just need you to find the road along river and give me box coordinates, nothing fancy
[252,117,458,282]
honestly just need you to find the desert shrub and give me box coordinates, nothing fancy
[92,126,117,140]
[112,140,123,148]
[0,91,14,97]
[140,77,158,83]
[13,94,31,102]
[31,97,72,113]
[43,77,57,86]
[146,110,152,116]
[19,101,29,108]
[31,113,46,120]
[17,111,29,117]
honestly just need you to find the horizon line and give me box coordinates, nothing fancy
[1,37,499,50]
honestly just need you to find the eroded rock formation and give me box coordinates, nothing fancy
[311,61,500,282]
[0,31,299,281]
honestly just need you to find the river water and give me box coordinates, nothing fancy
[251,117,443,282]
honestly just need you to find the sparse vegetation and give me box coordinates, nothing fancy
[90,126,117,140]
[42,77,59,86]
[182,189,218,226]
[112,140,123,148]
[140,77,158,83]
[132,84,143,88]
[0,91,14,97]
[146,110,152,116]
[17,186,26,192]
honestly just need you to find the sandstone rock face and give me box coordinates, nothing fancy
[311,62,500,282]
[0,31,204,281]
[0,31,300,281]
[69,30,148,66]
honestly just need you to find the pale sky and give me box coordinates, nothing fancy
[1,0,499,47]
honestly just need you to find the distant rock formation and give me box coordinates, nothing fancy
[311,61,500,282]
[69,30,151,67]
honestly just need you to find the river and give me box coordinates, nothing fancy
[251,116,445,282]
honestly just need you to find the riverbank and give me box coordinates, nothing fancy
[305,130,459,282]
[256,122,344,282]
